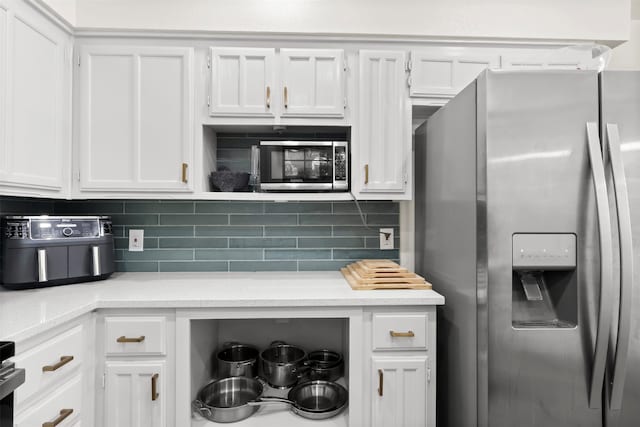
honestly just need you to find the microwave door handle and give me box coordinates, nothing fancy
[605,123,634,411]
[586,122,615,409]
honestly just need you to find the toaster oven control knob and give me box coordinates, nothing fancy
[62,227,73,237]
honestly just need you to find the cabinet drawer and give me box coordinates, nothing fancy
[105,316,166,356]
[372,313,427,351]
[13,325,83,406]
[15,374,82,427]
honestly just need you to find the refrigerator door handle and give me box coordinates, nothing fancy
[586,122,615,409]
[605,123,634,411]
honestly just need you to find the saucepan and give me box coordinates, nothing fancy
[306,350,344,382]
[259,342,308,388]
[216,343,259,378]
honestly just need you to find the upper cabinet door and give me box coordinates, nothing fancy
[209,47,275,117]
[280,49,345,117]
[409,51,500,98]
[356,50,410,197]
[0,7,68,192]
[79,46,194,192]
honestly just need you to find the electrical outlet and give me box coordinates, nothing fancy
[379,228,394,250]
[129,229,144,252]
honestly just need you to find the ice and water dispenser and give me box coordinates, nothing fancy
[512,234,577,328]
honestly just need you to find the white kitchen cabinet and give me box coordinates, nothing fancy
[354,50,411,199]
[209,47,275,117]
[409,50,500,98]
[105,361,166,427]
[280,49,345,117]
[78,45,194,192]
[208,47,346,120]
[0,0,71,195]
[12,314,95,427]
[97,312,175,427]
[501,48,591,70]
[371,356,430,427]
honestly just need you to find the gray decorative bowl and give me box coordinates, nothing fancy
[209,171,250,192]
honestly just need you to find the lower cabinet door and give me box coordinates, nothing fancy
[371,356,429,427]
[14,374,82,427]
[105,361,166,427]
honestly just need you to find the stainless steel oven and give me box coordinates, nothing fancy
[258,141,348,191]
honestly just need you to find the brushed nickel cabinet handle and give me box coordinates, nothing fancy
[42,355,74,372]
[378,369,383,396]
[181,163,188,183]
[390,330,415,338]
[42,408,73,427]
[364,164,369,185]
[284,86,288,108]
[117,335,145,343]
[151,373,159,401]
[266,86,271,108]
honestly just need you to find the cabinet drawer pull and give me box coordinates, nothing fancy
[266,86,271,108]
[117,335,145,343]
[181,163,188,183]
[364,164,369,185]
[42,355,74,372]
[378,369,383,396]
[151,373,159,401]
[42,408,73,427]
[284,86,288,108]
[389,330,415,338]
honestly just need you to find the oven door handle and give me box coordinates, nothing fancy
[0,368,25,401]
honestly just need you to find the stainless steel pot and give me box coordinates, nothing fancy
[259,343,307,388]
[216,343,259,378]
[307,350,344,382]
[192,376,263,423]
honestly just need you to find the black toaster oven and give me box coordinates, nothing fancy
[1,216,115,290]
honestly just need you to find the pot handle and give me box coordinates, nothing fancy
[269,340,287,347]
[191,400,212,418]
[247,396,295,407]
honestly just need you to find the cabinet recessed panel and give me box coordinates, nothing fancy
[417,59,454,89]
[88,54,135,183]
[139,55,184,183]
[243,56,268,109]
[218,55,241,107]
[286,55,314,108]
[315,56,340,108]
[11,16,61,187]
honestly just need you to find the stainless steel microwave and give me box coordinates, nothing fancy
[259,141,349,191]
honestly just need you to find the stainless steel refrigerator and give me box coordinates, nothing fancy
[414,69,640,427]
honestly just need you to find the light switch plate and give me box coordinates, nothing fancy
[129,229,144,252]
[379,228,394,250]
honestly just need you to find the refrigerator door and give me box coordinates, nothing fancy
[600,71,640,427]
[481,70,607,427]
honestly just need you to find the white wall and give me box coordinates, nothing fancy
[40,0,76,26]
[72,0,630,44]
[609,0,640,69]
[609,20,640,69]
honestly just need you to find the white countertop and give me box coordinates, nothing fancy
[0,272,444,342]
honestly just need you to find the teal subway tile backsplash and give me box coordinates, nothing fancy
[0,198,400,273]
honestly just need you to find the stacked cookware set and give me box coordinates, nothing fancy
[192,342,348,423]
